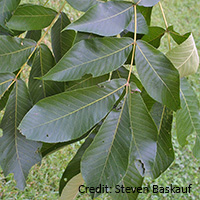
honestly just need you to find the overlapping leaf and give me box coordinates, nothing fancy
[19,79,126,143]
[138,6,152,26]
[166,34,199,78]
[0,36,36,73]
[81,100,131,198]
[176,78,200,159]
[126,8,148,34]
[136,40,180,111]
[150,103,174,178]
[110,162,144,200]
[28,44,64,104]
[128,87,158,174]
[0,0,20,27]
[65,1,134,36]
[142,26,165,48]
[25,30,41,42]
[42,37,133,82]
[51,12,76,63]
[6,4,57,31]
[59,132,96,195]
[0,79,42,190]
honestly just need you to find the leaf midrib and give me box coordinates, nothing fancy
[22,84,126,131]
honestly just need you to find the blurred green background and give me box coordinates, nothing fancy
[0,0,200,199]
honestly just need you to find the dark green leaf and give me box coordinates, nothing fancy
[0,79,42,190]
[82,99,131,198]
[176,78,200,159]
[138,6,152,26]
[74,32,101,44]
[142,26,165,48]
[136,40,180,111]
[126,8,148,34]
[168,26,190,45]
[42,37,133,82]
[110,162,144,200]
[0,36,36,73]
[134,0,160,7]
[150,103,174,178]
[6,4,57,31]
[0,0,20,26]
[51,12,76,63]
[19,79,126,143]
[65,2,134,36]
[28,44,64,104]
[128,86,158,174]
[65,74,109,91]
[59,131,96,195]
[25,30,41,42]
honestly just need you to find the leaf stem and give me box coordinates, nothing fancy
[1,2,67,99]
[126,5,137,85]
[159,2,171,50]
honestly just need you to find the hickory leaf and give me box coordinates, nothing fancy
[0,79,41,190]
[136,40,180,111]
[42,37,133,82]
[19,79,126,143]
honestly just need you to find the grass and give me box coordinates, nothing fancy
[0,0,200,199]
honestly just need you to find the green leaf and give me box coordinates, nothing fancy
[138,6,152,26]
[65,2,134,36]
[176,78,200,159]
[51,12,76,63]
[0,73,14,98]
[166,34,199,78]
[74,32,101,44]
[42,37,133,82]
[150,103,174,178]
[59,131,96,195]
[128,87,158,174]
[125,8,148,34]
[168,26,190,45]
[66,0,101,12]
[134,0,160,7]
[136,40,180,111]
[59,173,84,200]
[81,99,131,198]
[0,79,42,190]
[66,74,109,91]
[142,26,165,48]
[28,44,64,104]
[19,79,126,143]
[0,35,36,73]
[0,0,20,26]
[25,30,41,42]
[0,85,13,111]
[6,4,57,31]
[110,162,144,200]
